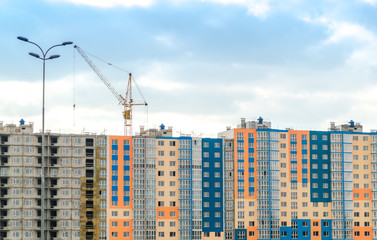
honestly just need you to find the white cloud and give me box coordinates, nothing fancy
[138,77,189,92]
[46,0,154,8]
[359,0,377,5]
[201,0,271,17]
[155,34,175,48]
[345,43,377,67]
[301,16,375,44]
[47,0,272,16]
[325,21,375,44]
[136,62,191,92]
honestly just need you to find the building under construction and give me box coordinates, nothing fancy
[0,121,107,240]
[2,118,377,240]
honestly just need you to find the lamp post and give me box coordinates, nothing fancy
[17,36,73,240]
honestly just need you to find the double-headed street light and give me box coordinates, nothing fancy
[17,36,73,240]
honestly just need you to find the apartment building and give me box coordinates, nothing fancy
[107,126,206,240]
[0,120,106,240]
[202,138,224,239]
[4,117,377,240]
[218,118,377,240]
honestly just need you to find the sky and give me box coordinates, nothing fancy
[2,0,377,137]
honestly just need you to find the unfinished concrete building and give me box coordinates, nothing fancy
[0,120,107,240]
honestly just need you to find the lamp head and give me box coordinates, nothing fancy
[62,41,73,46]
[49,54,60,59]
[17,36,29,42]
[29,52,40,59]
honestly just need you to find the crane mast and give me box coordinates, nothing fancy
[74,45,147,136]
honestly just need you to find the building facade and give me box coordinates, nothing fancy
[0,121,107,240]
[3,118,377,240]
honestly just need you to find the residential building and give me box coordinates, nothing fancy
[3,117,377,240]
[0,120,106,240]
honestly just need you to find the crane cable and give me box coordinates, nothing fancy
[82,49,147,104]
[77,47,149,129]
[72,46,76,126]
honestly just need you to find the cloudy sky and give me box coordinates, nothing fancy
[2,0,377,137]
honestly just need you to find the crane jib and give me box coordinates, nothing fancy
[74,45,148,136]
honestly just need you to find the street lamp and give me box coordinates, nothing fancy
[17,36,73,240]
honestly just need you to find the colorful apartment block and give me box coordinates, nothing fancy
[217,118,377,240]
[202,138,224,239]
[104,119,377,240]
[4,118,377,240]
[108,136,133,239]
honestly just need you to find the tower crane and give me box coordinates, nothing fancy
[74,45,147,136]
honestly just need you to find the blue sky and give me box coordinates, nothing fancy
[2,0,377,136]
